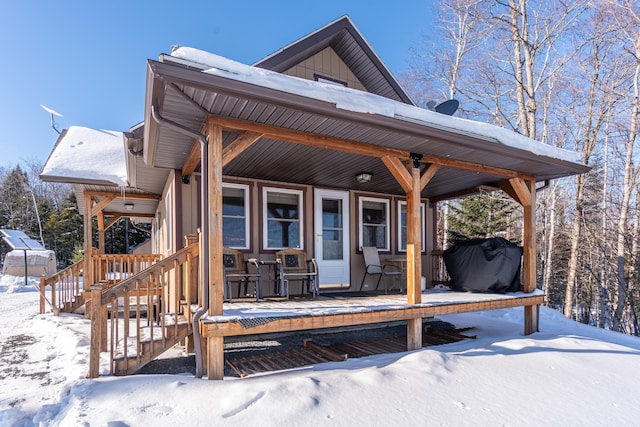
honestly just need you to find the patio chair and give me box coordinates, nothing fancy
[275,248,319,299]
[223,247,262,302]
[359,246,402,294]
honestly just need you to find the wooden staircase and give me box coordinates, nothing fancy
[88,241,200,378]
[112,315,192,376]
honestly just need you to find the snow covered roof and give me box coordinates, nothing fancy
[40,126,128,187]
[145,43,588,199]
[170,47,582,166]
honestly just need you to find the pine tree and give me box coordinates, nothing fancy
[447,192,521,245]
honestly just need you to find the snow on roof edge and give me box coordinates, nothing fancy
[41,126,129,187]
[170,46,584,166]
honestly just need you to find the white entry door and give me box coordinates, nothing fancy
[314,189,350,288]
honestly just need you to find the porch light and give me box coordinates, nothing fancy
[124,203,134,211]
[355,172,373,183]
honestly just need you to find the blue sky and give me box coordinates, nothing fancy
[0,1,435,170]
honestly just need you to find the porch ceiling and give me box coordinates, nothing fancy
[144,59,589,199]
[74,184,159,222]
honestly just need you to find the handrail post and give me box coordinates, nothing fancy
[88,283,104,378]
[39,275,46,314]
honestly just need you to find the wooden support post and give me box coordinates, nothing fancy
[407,154,423,350]
[522,179,538,334]
[39,276,45,314]
[208,121,224,315]
[83,194,93,291]
[88,283,103,378]
[207,335,224,380]
[207,119,225,379]
[97,211,105,255]
[506,177,539,335]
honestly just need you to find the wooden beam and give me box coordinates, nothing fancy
[420,164,440,190]
[97,211,105,254]
[210,116,533,180]
[203,294,545,337]
[102,212,155,219]
[84,191,160,201]
[222,131,264,167]
[381,156,412,192]
[498,181,521,204]
[508,177,532,206]
[91,195,116,217]
[104,214,125,230]
[182,142,201,176]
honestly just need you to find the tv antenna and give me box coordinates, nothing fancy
[40,104,64,134]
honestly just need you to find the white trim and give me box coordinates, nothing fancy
[222,182,250,250]
[358,196,390,251]
[397,200,426,253]
[262,186,304,250]
[314,188,350,287]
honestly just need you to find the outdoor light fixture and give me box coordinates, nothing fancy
[355,172,373,183]
[124,203,134,211]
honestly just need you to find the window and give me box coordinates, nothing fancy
[398,200,426,252]
[263,187,303,250]
[359,196,390,251]
[314,74,347,87]
[222,183,250,249]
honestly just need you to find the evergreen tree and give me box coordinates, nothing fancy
[44,193,83,267]
[0,166,30,231]
[447,192,521,245]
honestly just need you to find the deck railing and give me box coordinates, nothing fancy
[40,259,85,315]
[92,253,162,285]
[88,241,199,378]
[39,253,163,315]
[431,250,450,286]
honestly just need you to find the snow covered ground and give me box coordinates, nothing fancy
[2,272,640,426]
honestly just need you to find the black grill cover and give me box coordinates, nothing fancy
[443,237,522,293]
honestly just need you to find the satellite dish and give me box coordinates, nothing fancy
[434,99,459,116]
[40,104,64,117]
[40,104,64,134]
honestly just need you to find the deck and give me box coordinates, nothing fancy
[202,288,544,337]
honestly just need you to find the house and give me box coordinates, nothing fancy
[40,16,589,379]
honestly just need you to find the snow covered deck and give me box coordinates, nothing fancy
[202,289,544,337]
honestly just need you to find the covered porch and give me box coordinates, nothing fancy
[141,49,588,379]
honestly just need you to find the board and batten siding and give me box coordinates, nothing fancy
[284,47,366,91]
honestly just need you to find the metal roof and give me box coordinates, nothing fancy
[143,58,589,200]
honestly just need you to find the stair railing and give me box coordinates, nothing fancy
[88,240,199,377]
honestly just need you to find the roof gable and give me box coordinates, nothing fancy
[253,15,415,105]
[282,47,366,92]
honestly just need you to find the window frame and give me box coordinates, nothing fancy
[222,182,251,250]
[358,195,391,252]
[397,200,426,253]
[262,186,304,250]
